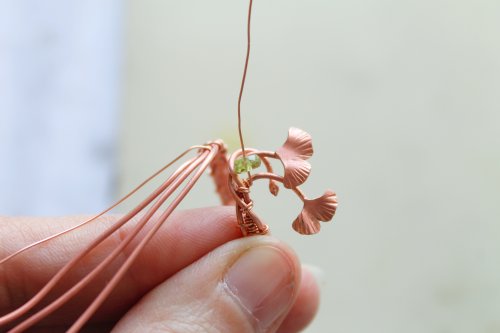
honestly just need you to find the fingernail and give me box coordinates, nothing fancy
[224,246,296,331]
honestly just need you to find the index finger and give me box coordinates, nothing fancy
[0,206,241,326]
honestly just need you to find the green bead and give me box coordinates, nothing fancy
[234,155,261,174]
[234,158,250,173]
[248,154,261,168]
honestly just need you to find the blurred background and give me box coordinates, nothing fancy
[1,0,499,332]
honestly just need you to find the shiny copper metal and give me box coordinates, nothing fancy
[0,145,209,267]
[226,149,270,236]
[209,140,235,205]
[292,190,338,235]
[276,127,313,189]
[0,144,220,332]
[0,0,338,330]
[1,128,337,330]
[216,127,337,237]
[236,0,253,161]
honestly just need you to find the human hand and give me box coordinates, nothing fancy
[0,206,320,332]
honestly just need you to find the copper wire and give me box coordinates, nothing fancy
[0,0,340,329]
[1,148,212,330]
[237,0,253,160]
[0,145,210,266]
[68,146,220,332]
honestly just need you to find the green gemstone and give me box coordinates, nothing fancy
[234,155,261,174]
[248,154,261,168]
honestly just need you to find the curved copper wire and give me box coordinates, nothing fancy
[237,0,253,161]
[69,145,220,332]
[0,0,340,328]
[0,145,210,266]
[226,149,269,235]
[1,131,336,330]
[1,147,213,330]
[226,127,337,236]
[8,150,214,332]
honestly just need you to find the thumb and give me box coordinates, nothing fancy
[112,236,301,333]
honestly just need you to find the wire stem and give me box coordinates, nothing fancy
[237,0,253,159]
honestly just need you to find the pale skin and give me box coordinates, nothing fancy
[0,206,320,332]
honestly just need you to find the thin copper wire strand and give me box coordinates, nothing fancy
[0,150,209,328]
[238,149,278,181]
[7,150,210,331]
[1,154,202,327]
[0,145,209,266]
[237,0,253,160]
[228,176,253,209]
[9,149,214,332]
[250,172,307,201]
[227,148,263,204]
[225,148,270,235]
[67,145,220,333]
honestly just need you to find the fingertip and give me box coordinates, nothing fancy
[113,236,302,333]
[223,239,301,331]
[277,265,321,333]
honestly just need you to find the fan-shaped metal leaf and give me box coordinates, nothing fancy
[292,190,338,235]
[292,210,321,235]
[276,128,314,188]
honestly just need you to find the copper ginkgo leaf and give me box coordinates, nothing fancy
[276,127,314,189]
[292,211,321,235]
[292,190,338,235]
